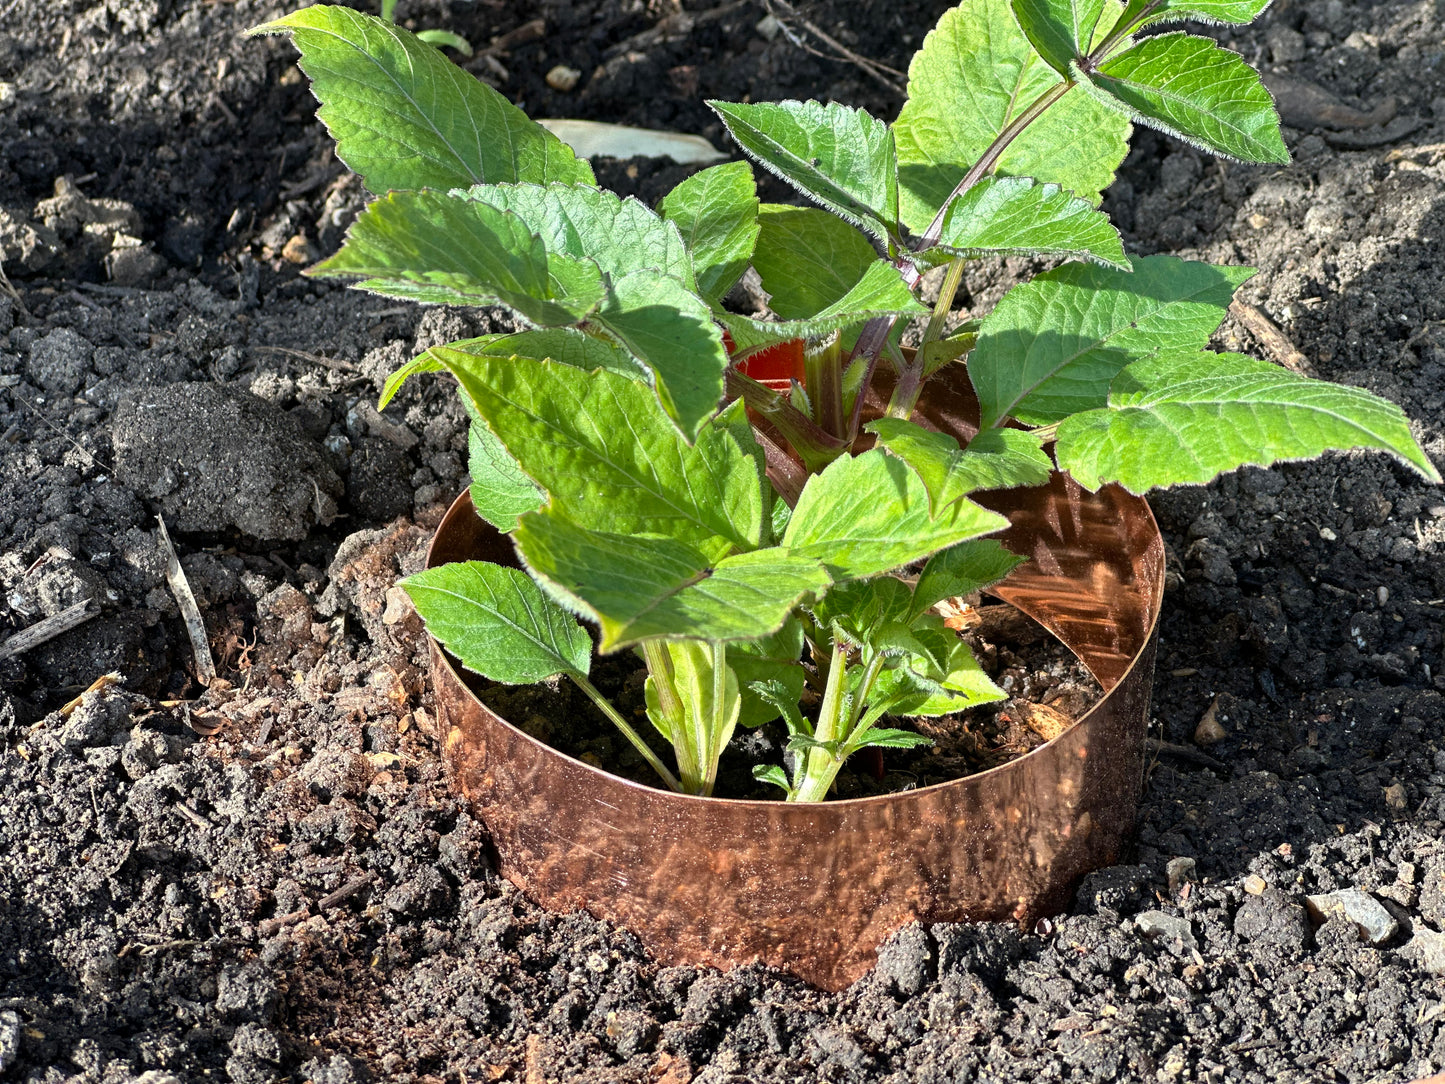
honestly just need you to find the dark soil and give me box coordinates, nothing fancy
[2,0,1445,1082]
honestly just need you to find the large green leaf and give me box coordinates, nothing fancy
[250,6,593,194]
[1056,351,1443,493]
[872,635,1006,716]
[515,514,832,650]
[1134,0,1272,26]
[867,418,1053,513]
[1010,0,1107,76]
[720,261,927,357]
[911,539,1026,619]
[933,176,1127,269]
[467,419,544,533]
[593,270,730,438]
[710,100,899,243]
[892,0,1131,232]
[443,355,764,556]
[402,560,591,683]
[750,205,880,320]
[811,576,916,652]
[969,254,1253,427]
[311,190,604,325]
[783,450,1009,581]
[659,162,760,306]
[462,183,696,289]
[1085,33,1288,164]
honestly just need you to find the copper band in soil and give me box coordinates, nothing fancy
[427,381,1165,991]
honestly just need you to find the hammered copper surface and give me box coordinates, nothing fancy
[427,384,1165,991]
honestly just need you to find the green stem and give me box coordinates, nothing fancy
[804,336,847,439]
[570,673,682,793]
[921,257,967,348]
[700,640,729,796]
[379,0,398,21]
[791,636,850,803]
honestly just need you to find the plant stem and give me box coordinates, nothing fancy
[791,636,850,803]
[569,673,682,792]
[921,257,967,348]
[804,336,847,438]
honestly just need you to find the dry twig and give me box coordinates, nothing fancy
[0,601,99,663]
[157,515,218,687]
[763,0,905,97]
[1230,299,1313,375]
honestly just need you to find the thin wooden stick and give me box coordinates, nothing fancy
[1230,300,1313,375]
[156,515,217,687]
[0,600,97,662]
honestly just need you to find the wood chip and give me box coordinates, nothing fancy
[156,514,217,687]
[57,671,124,718]
[1193,695,1227,745]
[1012,700,1073,742]
[1230,300,1312,375]
[0,599,98,662]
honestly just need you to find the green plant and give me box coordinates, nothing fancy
[251,1,1439,801]
[379,0,472,56]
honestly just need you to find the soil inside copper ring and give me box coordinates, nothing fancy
[471,593,1103,801]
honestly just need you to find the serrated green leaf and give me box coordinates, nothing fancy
[1055,351,1443,492]
[312,190,605,324]
[783,450,1010,581]
[709,100,899,242]
[912,539,1027,619]
[934,176,1127,269]
[250,6,593,193]
[403,560,591,682]
[515,514,832,650]
[659,162,760,306]
[810,577,916,649]
[867,418,1054,514]
[1136,0,1273,27]
[1084,33,1288,164]
[379,353,445,410]
[752,763,792,792]
[970,254,1253,427]
[441,355,763,555]
[730,653,807,729]
[847,726,936,751]
[892,0,1131,232]
[1010,0,1107,76]
[461,183,696,289]
[593,270,730,438]
[431,329,642,380]
[872,635,1006,716]
[720,261,927,356]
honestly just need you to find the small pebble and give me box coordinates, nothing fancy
[1384,782,1408,812]
[1194,696,1227,745]
[1166,857,1197,896]
[1243,874,1268,896]
[1136,911,1197,951]
[545,65,581,92]
[1319,526,1337,541]
[1377,586,1389,605]
[755,13,784,40]
[1305,888,1399,946]
[1402,926,1445,975]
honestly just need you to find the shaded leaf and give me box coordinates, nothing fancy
[1085,33,1289,164]
[250,6,593,193]
[403,560,591,682]
[847,726,935,751]
[969,254,1253,427]
[892,0,1131,231]
[1055,351,1443,492]
[515,514,832,650]
[871,635,1006,716]
[311,190,604,325]
[934,175,1127,269]
[659,161,760,306]
[1135,0,1273,27]
[710,99,900,242]
[783,450,1009,581]
[912,539,1028,619]
[1010,0,1107,76]
[750,205,880,321]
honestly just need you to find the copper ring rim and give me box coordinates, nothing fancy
[423,489,1165,806]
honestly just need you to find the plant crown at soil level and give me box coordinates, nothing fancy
[251,0,1439,801]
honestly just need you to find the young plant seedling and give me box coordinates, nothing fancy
[252,0,1439,801]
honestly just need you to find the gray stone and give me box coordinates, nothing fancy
[1305,889,1399,946]
[0,1010,20,1075]
[1166,857,1197,896]
[1402,926,1445,975]
[112,383,342,541]
[1136,911,1197,952]
[26,327,93,395]
[1234,889,1311,950]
